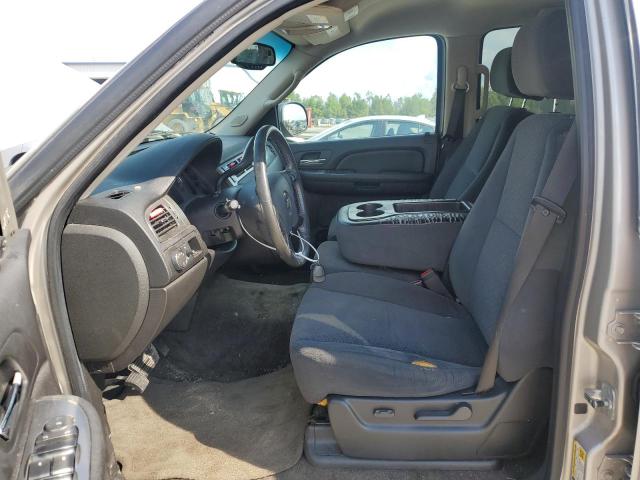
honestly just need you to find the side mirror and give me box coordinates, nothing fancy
[279,102,309,138]
[231,43,276,70]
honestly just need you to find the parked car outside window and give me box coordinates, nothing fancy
[308,115,435,141]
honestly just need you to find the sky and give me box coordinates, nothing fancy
[294,36,439,100]
[3,1,439,101]
[1,2,507,152]
[3,0,203,63]
[1,0,203,151]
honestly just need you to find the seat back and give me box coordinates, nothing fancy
[448,8,576,382]
[429,48,532,201]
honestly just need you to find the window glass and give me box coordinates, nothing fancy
[289,36,440,141]
[385,120,435,136]
[155,32,292,136]
[481,28,574,114]
[326,122,375,140]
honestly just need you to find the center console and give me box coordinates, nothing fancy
[334,199,472,272]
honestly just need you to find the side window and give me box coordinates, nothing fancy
[481,28,575,114]
[326,121,376,141]
[385,120,435,136]
[289,36,440,142]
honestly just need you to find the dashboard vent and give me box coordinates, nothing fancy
[107,190,129,200]
[149,205,178,240]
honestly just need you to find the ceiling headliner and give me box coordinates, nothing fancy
[288,0,563,56]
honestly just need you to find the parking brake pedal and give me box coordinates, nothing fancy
[125,344,160,394]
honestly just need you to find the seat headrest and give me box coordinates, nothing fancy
[512,8,574,100]
[490,48,540,100]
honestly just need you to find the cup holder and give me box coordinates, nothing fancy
[356,203,384,218]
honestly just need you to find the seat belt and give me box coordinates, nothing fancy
[475,123,578,394]
[438,66,469,173]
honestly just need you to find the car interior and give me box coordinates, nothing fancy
[56,0,582,479]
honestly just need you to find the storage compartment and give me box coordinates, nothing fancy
[393,200,470,214]
[334,199,471,271]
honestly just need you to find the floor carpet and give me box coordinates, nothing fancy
[105,268,543,480]
[105,366,309,480]
[155,273,308,382]
[260,456,539,480]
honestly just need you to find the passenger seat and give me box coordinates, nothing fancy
[292,7,576,406]
[326,46,535,240]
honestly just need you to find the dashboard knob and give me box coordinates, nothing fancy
[172,250,189,271]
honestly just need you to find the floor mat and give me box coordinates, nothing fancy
[105,366,309,480]
[155,274,308,382]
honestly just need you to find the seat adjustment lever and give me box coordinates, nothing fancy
[414,403,472,421]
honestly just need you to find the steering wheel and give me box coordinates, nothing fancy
[249,125,312,267]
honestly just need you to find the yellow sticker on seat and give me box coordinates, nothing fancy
[412,360,437,368]
[571,440,587,480]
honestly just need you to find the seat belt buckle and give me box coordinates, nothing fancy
[419,268,436,287]
[532,195,566,224]
[418,268,454,299]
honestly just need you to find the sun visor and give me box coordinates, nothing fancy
[276,5,358,45]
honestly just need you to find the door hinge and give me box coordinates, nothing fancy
[598,454,633,480]
[584,382,616,420]
[607,311,640,350]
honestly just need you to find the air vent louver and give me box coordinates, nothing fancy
[107,190,129,199]
[149,205,178,240]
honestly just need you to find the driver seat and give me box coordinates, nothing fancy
[290,9,577,460]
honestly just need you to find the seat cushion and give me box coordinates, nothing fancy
[290,272,487,403]
[317,241,420,282]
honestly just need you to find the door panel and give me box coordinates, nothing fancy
[0,176,115,478]
[0,230,59,479]
[290,133,438,237]
[335,149,424,173]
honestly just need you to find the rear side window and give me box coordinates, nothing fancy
[289,36,440,142]
[326,122,376,140]
[481,28,574,114]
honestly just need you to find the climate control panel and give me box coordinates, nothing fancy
[167,234,204,273]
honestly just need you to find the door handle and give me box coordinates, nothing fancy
[300,158,327,166]
[0,372,22,440]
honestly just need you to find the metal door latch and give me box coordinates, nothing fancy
[584,382,616,420]
[608,311,640,350]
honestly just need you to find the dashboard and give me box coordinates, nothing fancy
[61,132,281,374]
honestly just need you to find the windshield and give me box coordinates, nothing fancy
[154,32,292,137]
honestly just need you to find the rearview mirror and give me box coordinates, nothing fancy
[279,102,309,138]
[231,43,276,70]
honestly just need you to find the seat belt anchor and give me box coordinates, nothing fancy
[532,195,566,224]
